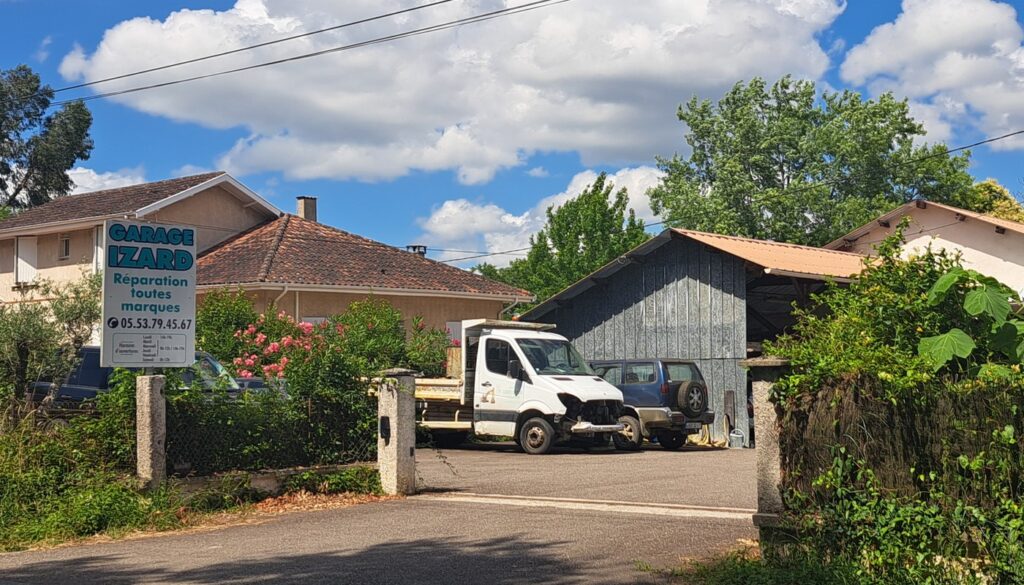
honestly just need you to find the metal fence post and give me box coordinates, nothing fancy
[740,357,790,534]
[378,368,417,495]
[136,375,167,490]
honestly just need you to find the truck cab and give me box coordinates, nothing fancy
[417,320,624,454]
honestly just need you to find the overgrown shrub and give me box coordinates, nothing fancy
[0,273,101,401]
[196,289,259,368]
[334,298,407,372]
[406,316,451,377]
[765,227,1024,583]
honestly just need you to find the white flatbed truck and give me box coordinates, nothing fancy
[416,319,625,454]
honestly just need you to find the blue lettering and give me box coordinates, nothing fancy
[109,223,126,241]
[175,250,194,271]
[155,248,174,270]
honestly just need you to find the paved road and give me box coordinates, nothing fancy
[418,443,757,510]
[0,445,758,584]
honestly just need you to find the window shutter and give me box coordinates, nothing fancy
[15,236,37,283]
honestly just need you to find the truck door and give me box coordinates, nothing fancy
[473,336,520,436]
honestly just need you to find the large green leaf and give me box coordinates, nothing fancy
[918,328,976,371]
[992,320,1024,361]
[927,268,965,305]
[964,286,1011,326]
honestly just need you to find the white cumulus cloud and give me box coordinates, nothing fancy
[68,167,146,193]
[60,0,843,184]
[841,0,1024,148]
[417,165,665,267]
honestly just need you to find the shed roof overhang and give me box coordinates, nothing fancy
[522,228,865,321]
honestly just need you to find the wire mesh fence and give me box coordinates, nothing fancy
[165,387,378,477]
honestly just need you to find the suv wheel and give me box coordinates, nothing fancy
[679,382,707,417]
[656,430,686,451]
[612,415,643,451]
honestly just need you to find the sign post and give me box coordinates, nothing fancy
[100,219,197,368]
[100,219,196,489]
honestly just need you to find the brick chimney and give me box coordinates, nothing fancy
[296,196,317,222]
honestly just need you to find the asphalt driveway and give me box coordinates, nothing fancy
[0,444,758,584]
[417,442,757,509]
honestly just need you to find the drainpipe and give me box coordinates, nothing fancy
[500,297,523,320]
[273,286,290,313]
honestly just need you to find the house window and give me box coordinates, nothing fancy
[302,316,327,325]
[58,235,71,260]
[446,321,462,343]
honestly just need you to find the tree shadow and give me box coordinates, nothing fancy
[5,536,598,585]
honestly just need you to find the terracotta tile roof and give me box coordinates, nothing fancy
[825,199,1024,249]
[0,172,226,232]
[673,229,866,280]
[197,214,532,300]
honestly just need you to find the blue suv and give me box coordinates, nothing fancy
[590,359,715,450]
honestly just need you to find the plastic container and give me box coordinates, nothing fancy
[728,429,745,448]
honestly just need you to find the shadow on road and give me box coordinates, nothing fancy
[5,536,594,585]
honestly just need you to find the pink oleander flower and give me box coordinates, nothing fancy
[244,358,255,367]
[255,332,267,345]
[265,342,281,355]
[233,357,243,366]
[299,322,314,335]
[238,370,253,378]
[279,356,289,367]
[245,324,257,335]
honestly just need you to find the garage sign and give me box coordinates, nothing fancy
[100,219,196,368]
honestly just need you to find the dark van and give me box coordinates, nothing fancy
[590,359,715,450]
[29,346,239,403]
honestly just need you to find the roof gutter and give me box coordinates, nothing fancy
[762,267,855,283]
[196,282,529,303]
[0,213,131,238]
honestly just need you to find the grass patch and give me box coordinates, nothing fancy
[638,549,860,585]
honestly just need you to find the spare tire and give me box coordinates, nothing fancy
[678,382,707,417]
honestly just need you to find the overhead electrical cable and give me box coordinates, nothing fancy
[53,0,460,94]
[50,0,572,107]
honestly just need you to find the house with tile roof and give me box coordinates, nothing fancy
[0,172,531,333]
[825,199,1024,296]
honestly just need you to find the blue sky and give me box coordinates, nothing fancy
[2,0,1023,265]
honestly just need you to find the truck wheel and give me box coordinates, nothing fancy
[656,431,686,451]
[518,417,555,455]
[612,415,643,451]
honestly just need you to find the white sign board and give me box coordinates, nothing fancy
[100,219,197,368]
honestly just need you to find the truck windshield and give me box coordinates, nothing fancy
[517,339,595,376]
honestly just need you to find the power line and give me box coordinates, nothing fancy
[439,127,1024,263]
[440,247,533,263]
[53,0,459,94]
[50,0,572,107]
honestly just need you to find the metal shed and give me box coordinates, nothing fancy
[521,228,865,444]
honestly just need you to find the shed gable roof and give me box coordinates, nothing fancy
[197,214,531,300]
[523,228,866,320]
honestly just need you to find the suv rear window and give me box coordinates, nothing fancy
[624,362,656,384]
[664,362,703,384]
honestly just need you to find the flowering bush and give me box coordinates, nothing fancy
[406,316,451,377]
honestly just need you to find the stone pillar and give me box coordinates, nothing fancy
[136,375,167,490]
[378,368,417,495]
[740,357,790,530]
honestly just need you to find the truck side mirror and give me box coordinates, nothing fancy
[508,358,523,381]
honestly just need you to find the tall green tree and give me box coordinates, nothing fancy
[966,179,1024,224]
[476,173,649,305]
[1,65,93,209]
[649,76,977,246]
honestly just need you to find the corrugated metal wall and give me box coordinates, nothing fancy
[539,237,749,443]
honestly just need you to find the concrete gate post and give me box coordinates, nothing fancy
[136,375,167,490]
[378,368,417,496]
[740,357,790,536]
